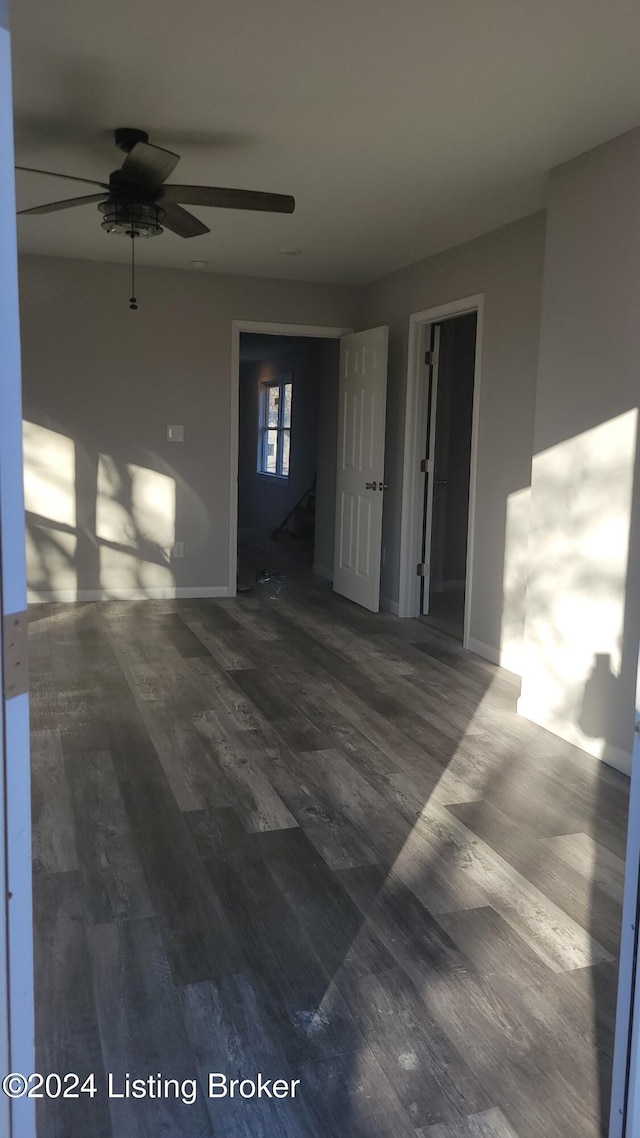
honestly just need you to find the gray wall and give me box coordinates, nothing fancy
[519,126,640,774]
[18,254,358,599]
[238,338,322,534]
[359,212,546,667]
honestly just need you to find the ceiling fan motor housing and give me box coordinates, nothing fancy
[99,199,164,237]
[114,127,150,153]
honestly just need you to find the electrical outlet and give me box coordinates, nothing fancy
[172,541,184,559]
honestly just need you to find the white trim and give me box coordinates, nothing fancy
[467,635,521,676]
[398,294,484,659]
[28,586,231,604]
[1,11,35,1136]
[610,665,640,1136]
[421,323,440,617]
[230,319,353,597]
[312,562,333,582]
[380,595,399,615]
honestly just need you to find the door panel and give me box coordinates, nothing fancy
[333,326,389,611]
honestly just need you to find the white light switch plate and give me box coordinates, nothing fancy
[167,425,184,442]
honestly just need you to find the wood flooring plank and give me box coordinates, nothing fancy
[435,905,614,1067]
[296,1051,417,1138]
[60,741,154,924]
[186,806,365,1064]
[257,741,381,870]
[192,713,299,832]
[541,831,626,901]
[340,965,491,1128]
[134,700,211,812]
[180,974,318,1137]
[446,800,623,954]
[159,612,213,657]
[419,1106,521,1137]
[277,747,409,867]
[101,699,243,984]
[410,800,614,972]
[338,873,603,1138]
[183,618,255,670]
[33,872,112,1138]
[31,728,78,874]
[253,826,394,980]
[87,917,214,1137]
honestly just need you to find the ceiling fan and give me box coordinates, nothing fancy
[16,127,296,307]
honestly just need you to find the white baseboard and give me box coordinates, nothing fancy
[312,563,333,582]
[466,636,521,676]
[28,585,231,604]
[517,695,631,777]
[380,595,399,615]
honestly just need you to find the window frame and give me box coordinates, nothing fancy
[257,376,292,479]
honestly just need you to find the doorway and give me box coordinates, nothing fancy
[420,311,477,639]
[398,294,483,645]
[229,321,350,597]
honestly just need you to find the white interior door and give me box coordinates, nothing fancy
[420,324,441,614]
[0,7,35,1136]
[333,326,389,612]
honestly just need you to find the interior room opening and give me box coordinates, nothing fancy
[421,311,477,640]
[237,332,339,593]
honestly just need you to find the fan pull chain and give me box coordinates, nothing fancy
[129,232,138,310]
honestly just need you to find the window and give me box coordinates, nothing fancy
[258,377,292,477]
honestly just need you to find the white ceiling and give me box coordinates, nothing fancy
[10,0,640,284]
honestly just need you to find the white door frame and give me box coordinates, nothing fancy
[610,660,640,1137]
[229,320,353,594]
[398,293,484,651]
[1,4,35,1135]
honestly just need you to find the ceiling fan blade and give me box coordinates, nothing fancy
[162,203,210,238]
[15,165,109,189]
[18,193,107,216]
[161,184,295,213]
[121,141,180,191]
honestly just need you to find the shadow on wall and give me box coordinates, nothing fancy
[22,417,201,599]
[519,408,640,771]
[498,408,640,1133]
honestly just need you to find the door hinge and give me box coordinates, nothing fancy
[416,563,427,577]
[3,611,29,700]
[420,458,432,474]
[424,350,433,365]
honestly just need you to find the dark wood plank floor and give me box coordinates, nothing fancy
[28,579,629,1138]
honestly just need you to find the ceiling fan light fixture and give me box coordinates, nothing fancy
[99,200,165,237]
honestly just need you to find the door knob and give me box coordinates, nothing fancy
[365,481,377,490]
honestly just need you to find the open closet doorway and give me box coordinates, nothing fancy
[420,311,477,639]
[231,325,345,595]
[398,294,483,643]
